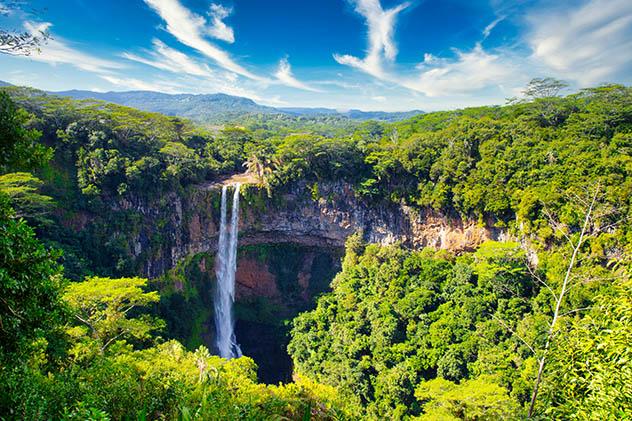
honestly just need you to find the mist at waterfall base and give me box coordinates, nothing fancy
[214,184,242,359]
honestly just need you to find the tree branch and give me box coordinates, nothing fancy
[490,313,537,356]
[528,182,599,417]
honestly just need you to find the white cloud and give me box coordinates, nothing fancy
[119,34,289,101]
[372,95,386,102]
[274,57,321,92]
[403,43,518,97]
[483,16,505,39]
[527,0,632,86]
[100,75,180,92]
[313,80,362,89]
[334,0,410,78]
[100,73,265,102]
[22,21,123,73]
[261,95,288,106]
[143,0,263,80]
[122,38,213,78]
[0,2,11,15]
[207,3,234,43]
[334,0,521,98]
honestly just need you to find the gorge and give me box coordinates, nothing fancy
[111,179,501,383]
[115,180,502,279]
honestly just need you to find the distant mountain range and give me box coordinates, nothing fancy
[0,81,423,123]
[54,89,278,123]
[278,107,423,121]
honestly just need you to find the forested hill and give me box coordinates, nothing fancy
[279,107,424,121]
[53,89,279,123]
[48,86,424,124]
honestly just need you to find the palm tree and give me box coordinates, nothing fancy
[243,153,272,193]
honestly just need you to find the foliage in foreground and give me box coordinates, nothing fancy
[0,193,351,420]
[2,339,352,420]
[0,194,66,360]
[541,278,632,419]
[289,235,631,419]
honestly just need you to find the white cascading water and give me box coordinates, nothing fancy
[214,183,242,359]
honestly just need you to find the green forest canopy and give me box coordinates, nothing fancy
[0,82,630,419]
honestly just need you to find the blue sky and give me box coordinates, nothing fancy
[1,0,631,111]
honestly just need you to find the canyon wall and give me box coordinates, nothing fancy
[112,181,503,278]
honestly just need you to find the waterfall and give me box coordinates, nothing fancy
[214,183,242,359]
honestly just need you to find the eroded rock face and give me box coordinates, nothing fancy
[119,181,502,278]
[235,257,279,300]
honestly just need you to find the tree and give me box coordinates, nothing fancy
[0,2,50,56]
[0,194,67,359]
[159,141,198,179]
[64,276,164,352]
[0,91,52,173]
[543,278,632,419]
[0,172,53,223]
[522,77,569,99]
[504,78,572,126]
[243,153,272,192]
[414,375,520,420]
[524,183,616,417]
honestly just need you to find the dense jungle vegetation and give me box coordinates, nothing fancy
[0,81,631,419]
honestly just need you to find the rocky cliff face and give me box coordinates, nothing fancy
[115,181,503,278]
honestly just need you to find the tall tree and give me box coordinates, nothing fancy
[64,276,164,352]
[522,77,569,99]
[0,194,67,359]
[0,91,51,173]
[0,172,53,223]
[526,183,616,417]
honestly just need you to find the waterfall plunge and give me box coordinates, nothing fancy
[214,184,242,359]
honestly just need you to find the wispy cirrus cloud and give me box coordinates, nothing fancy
[120,39,268,100]
[100,75,180,92]
[0,2,11,15]
[483,15,505,39]
[526,0,632,86]
[122,38,213,78]
[22,21,123,73]
[339,0,632,100]
[274,57,322,92]
[207,3,234,43]
[100,73,267,103]
[334,0,410,78]
[130,2,319,95]
[313,79,362,89]
[143,0,263,81]
[142,0,323,92]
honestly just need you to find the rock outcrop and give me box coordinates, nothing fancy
[117,181,503,278]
